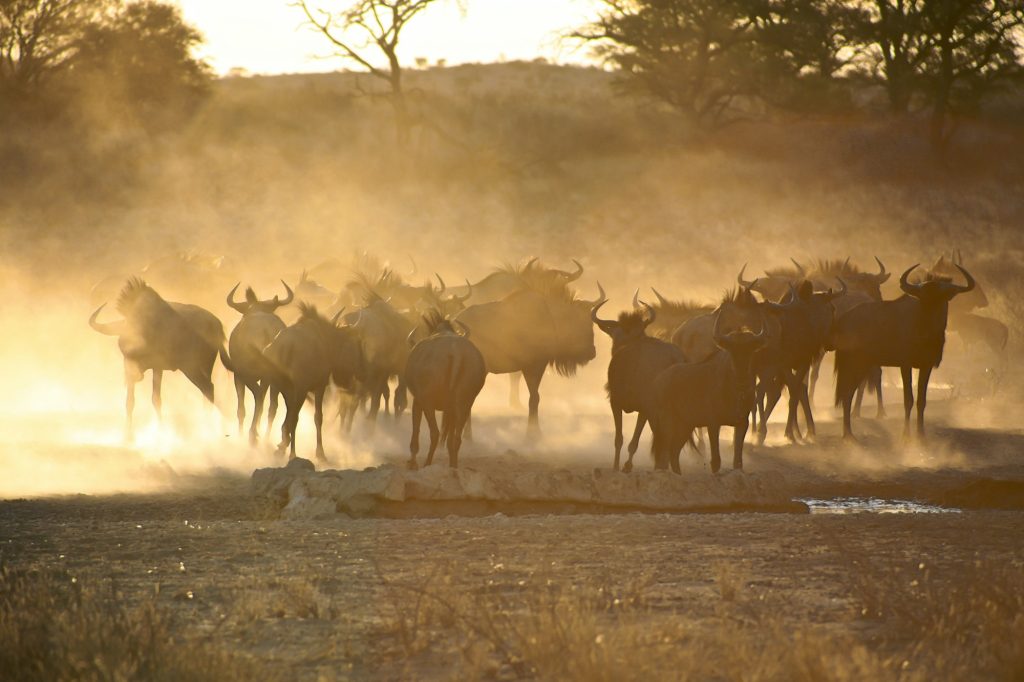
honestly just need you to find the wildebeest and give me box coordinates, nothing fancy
[448,257,585,305]
[261,303,364,461]
[672,285,766,363]
[89,278,229,439]
[344,296,416,425]
[225,281,293,445]
[634,288,714,341]
[756,280,843,443]
[405,312,487,469]
[455,280,600,435]
[651,314,768,473]
[830,264,975,440]
[593,296,686,472]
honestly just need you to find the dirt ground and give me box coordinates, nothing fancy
[3,394,1024,680]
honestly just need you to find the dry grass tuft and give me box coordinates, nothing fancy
[0,563,266,682]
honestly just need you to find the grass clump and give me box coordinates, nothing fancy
[0,563,266,682]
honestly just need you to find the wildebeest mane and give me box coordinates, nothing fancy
[115,277,164,317]
[814,258,862,276]
[617,310,648,336]
[297,301,334,326]
[654,296,713,317]
[763,265,802,279]
[422,309,455,336]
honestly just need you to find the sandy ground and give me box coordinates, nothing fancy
[2,390,1024,679]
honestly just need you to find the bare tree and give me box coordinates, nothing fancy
[295,0,456,146]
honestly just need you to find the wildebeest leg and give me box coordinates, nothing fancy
[522,364,545,437]
[623,414,646,473]
[733,418,749,470]
[900,366,914,440]
[853,381,865,418]
[783,372,803,443]
[424,410,440,465]
[394,379,408,419]
[250,383,267,447]
[809,352,823,406]
[448,405,467,469]
[124,365,140,442]
[382,382,391,416]
[266,387,279,440]
[708,426,722,474]
[872,367,886,418]
[313,388,328,463]
[508,373,522,408]
[151,370,163,421]
[408,400,422,469]
[463,412,474,442]
[234,375,246,435]
[916,366,932,440]
[611,403,624,471]
[759,377,783,445]
[798,374,815,440]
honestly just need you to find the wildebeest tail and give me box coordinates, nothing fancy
[439,353,464,446]
[219,347,236,374]
[834,351,870,407]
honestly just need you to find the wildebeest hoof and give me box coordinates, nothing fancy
[621,462,633,473]
[407,459,419,471]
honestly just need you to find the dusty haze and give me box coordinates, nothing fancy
[2,62,1022,497]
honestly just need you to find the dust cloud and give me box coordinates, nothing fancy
[2,64,1022,498]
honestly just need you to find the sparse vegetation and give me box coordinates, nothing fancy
[0,563,266,682]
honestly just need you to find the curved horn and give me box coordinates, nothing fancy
[955,248,963,266]
[950,264,975,293]
[330,307,346,326]
[406,327,419,347]
[712,309,726,346]
[825,277,848,301]
[454,320,471,338]
[590,298,610,326]
[88,304,125,336]
[899,264,922,294]
[738,263,755,288]
[651,288,669,307]
[842,256,850,270]
[452,278,473,305]
[275,280,294,307]
[408,255,418,277]
[753,317,767,340]
[790,258,806,276]
[435,273,446,294]
[226,282,247,314]
[524,256,539,269]
[564,259,584,282]
[632,288,641,309]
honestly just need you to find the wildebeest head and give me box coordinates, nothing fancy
[738,260,804,303]
[592,287,655,348]
[226,281,294,315]
[928,251,988,312]
[298,302,365,390]
[901,264,975,306]
[712,310,769,403]
[814,257,889,301]
[715,285,766,335]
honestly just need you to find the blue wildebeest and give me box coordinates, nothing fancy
[261,303,364,462]
[89,278,230,440]
[405,312,487,469]
[593,295,686,472]
[225,281,293,445]
[830,264,975,440]
[455,280,600,436]
[651,312,768,474]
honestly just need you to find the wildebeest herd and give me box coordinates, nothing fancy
[89,252,1006,473]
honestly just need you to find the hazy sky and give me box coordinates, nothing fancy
[173,0,599,75]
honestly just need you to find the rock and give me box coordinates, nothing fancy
[286,457,316,472]
[281,479,337,520]
[251,458,799,519]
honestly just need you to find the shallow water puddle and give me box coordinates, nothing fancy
[799,497,961,514]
